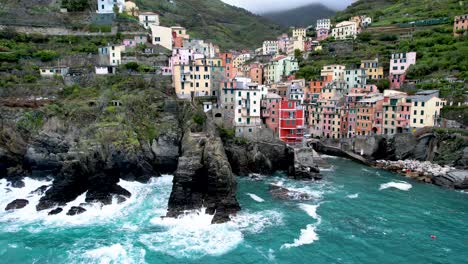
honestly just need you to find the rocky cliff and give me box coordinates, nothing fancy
[316,131,468,189]
[166,130,240,224]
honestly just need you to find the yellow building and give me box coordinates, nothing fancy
[361,58,384,80]
[173,61,212,99]
[409,93,446,129]
[292,28,307,39]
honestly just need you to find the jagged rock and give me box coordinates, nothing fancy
[224,128,294,175]
[24,132,70,178]
[433,170,468,189]
[30,185,49,195]
[48,208,63,215]
[167,131,240,224]
[66,206,86,216]
[293,148,321,180]
[5,199,29,211]
[269,185,313,201]
[9,179,25,188]
[151,135,180,174]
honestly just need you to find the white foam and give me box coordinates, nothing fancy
[299,204,320,220]
[319,166,335,172]
[379,181,412,191]
[321,155,339,159]
[142,208,283,259]
[0,176,174,230]
[141,208,243,259]
[281,224,319,249]
[80,243,146,264]
[246,193,265,202]
[347,193,359,199]
[282,204,321,249]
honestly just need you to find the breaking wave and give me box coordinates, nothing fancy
[379,181,412,191]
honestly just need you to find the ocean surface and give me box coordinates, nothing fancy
[0,157,467,264]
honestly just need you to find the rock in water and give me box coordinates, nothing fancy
[293,148,322,180]
[167,131,240,224]
[5,199,29,211]
[269,185,313,201]
[48,208,63,215]
[30,185,49,195]
[66,206,86,216]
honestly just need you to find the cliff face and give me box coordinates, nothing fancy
[166,130,240,224]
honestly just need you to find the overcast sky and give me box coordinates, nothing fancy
[221,0,354,13]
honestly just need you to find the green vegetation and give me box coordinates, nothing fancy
[34,50,58,62]
[193,114,206,126]
[296,0,467,100]
[61,0,90,12]
[441,105,468,126]
[136,0,283,50]
[334,0,466,26]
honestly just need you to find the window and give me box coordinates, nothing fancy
[421,110,424,115]
[155,37,161,42]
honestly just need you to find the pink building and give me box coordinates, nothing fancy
[261,93,282,134]
[316,28,329,41]
[277,34,289,53]
[122,35,147,48]
[389,52,416,89]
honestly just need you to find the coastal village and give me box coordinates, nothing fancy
[39,1,467,146]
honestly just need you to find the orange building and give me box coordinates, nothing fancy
[220,53,237,79]
[249,63,263,84]
[355,96,384,136]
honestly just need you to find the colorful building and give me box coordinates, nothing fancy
[150,25,173,50]
[409,92,446,129]
[249,63,263,85]
[454,14,468,36]
[389,52,417,89]
[264,56,299,84]
[279,100,305,144]
[261,93,282,134]
[138,12,159,29]
[316,19,331,31]
[361,58,384,80]
[331,21,358,40]
[220,53,236,79]
[344,68,367,90]
[321,64,346,81]
[262,40,279,55]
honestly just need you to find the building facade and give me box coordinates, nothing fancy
[331,21,358,40]
[389,52,417,89]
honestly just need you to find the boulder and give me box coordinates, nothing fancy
[292,148,321,180]
[5,199,29,211]
[48,208,63,215]
[30,185,49,195]
[433,170,468,189]
[66,206,86,216]
[269,185,313,201]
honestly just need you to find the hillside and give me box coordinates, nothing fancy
[262,4,336,27]
[0,0,283,50]
[136,0,283,50]
[334,0,466,25]
[297,0,467,102]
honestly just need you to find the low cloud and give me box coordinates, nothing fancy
[221,0,354,13]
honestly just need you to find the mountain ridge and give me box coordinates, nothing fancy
[262,3,336,27]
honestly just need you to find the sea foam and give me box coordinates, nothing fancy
[347,193,359,199]
[281,203,321,249]
[246,193,265,202]
[379,181,412,191]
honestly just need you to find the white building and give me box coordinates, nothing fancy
[233,53,251,69]
[331,21,358,40]
[362,16,372,27]
[233,84,264,137]
[344,69,367,90]
[321,65,346,81]
[262,40,279,55]
[150,25,173,50]
[98,44,125,66]
[97,0,125,14]
[39,67,69,77]
[138,12,159,29]
[316,19,331,31]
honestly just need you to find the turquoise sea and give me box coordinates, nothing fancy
[0,156,467,264]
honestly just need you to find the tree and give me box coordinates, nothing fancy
[357,32,372,42]
[125,62,139,72]
[34,50,58,62]
[62,0,90,12]
[376,79,390,93]
[294,49,304,64]
[113,4,120,15]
